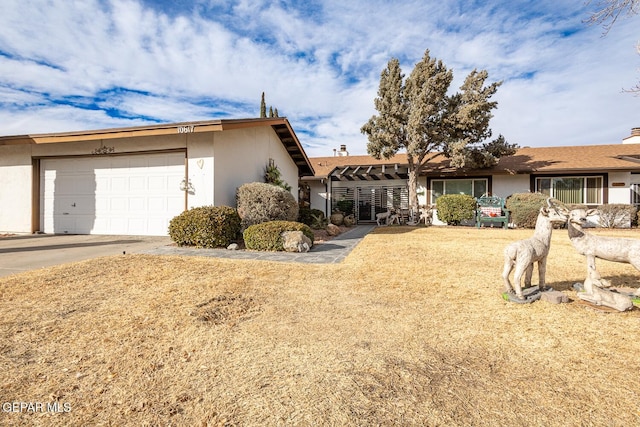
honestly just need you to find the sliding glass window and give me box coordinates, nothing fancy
[535,176,602,204]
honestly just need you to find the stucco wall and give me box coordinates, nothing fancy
[608,171,631,204]
[213,127,298,207]
[186,132,214,209]
[0,145,33,233]
[303,180,328,216]
[492,174,531,199]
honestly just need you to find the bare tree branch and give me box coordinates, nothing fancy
[585,0,640,93]
[584,0,639,35]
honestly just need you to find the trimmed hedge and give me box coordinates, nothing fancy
[243,221,314,251]
[169,205,241,248]
[236,182,298,229]
[435,194,476,225]
[505,192,549,229]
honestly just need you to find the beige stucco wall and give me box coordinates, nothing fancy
[213,127,298,207]
[186,132,214,209]
[0,145,33,233]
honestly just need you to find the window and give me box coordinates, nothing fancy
[430,179,488,204]
[535,176,603,204]
[631,183,640,208]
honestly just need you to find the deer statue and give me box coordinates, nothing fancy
[376,208,393,226]
[566,208,640,309]
[502,199,569,300]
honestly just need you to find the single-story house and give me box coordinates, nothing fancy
[300,128,640,225]
[0,118,313,235]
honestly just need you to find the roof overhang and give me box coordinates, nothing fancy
[0,117,314,177]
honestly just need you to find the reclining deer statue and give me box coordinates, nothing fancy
[502,199,569,300]
[567,208,640,310]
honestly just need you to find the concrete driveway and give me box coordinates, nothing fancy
[0,234,172,278]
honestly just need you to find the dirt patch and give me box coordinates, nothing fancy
[192,293,261,325]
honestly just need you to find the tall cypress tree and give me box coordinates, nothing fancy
[260,92,267,118]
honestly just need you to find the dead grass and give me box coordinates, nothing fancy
[1,226,639,426]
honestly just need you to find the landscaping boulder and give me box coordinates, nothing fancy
[281,231,312,253]
[343,214,356,227]
[326,223,341,236]
[330,212,344,226]
[540,290,568,304]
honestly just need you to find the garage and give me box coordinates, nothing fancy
[40,152,186,236]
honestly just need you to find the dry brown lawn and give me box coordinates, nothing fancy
[1,226,639,426]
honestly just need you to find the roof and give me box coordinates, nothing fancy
[0,117,314,177]
[305,144,640,179]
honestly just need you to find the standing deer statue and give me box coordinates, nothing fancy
[567,208,640,309]
[502,199,569,300]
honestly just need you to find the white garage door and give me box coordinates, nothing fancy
[41,152,186,236]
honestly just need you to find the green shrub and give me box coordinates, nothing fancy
[169,205,241,248]
[236,182,299,229]
[298,207,326,226]
[336,199,354,215]
[435,194,476,225]
[243,221,314,251]
[505,192,550,229]
[597,204,637,228]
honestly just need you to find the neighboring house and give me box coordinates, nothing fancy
[300,128,640,225]
[0,118,313,236]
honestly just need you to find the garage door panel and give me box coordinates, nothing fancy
[41,152,185,235]
[148,197,165,211]
[148,176,166,191]
[129,176,146,191]
[129,198,145,212]
[110,177,128,193]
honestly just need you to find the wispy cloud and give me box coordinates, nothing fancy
[0,0,637,156]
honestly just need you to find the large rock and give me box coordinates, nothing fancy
[540,290,568,304]
[326,223,341,236]
[281,231,312,253]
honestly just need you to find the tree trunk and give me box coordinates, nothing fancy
[407,168,419,215]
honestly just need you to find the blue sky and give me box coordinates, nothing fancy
[0,0,638,157]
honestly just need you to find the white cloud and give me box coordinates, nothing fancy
[0,0,638,158]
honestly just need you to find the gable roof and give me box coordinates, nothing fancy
[0,117,314,176]
[306,144,640,179]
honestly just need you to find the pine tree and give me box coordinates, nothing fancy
[361,49,517,212]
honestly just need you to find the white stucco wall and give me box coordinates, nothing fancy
[213,127,298,207]
[492,174,531,199]
[0,145,33,233]
[186,132,214,209]
[608,171,631,204]
[303,180,328,216]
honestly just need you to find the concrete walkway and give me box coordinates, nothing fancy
[141,225,376,264]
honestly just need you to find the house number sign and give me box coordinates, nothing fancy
[177,125,195,133]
